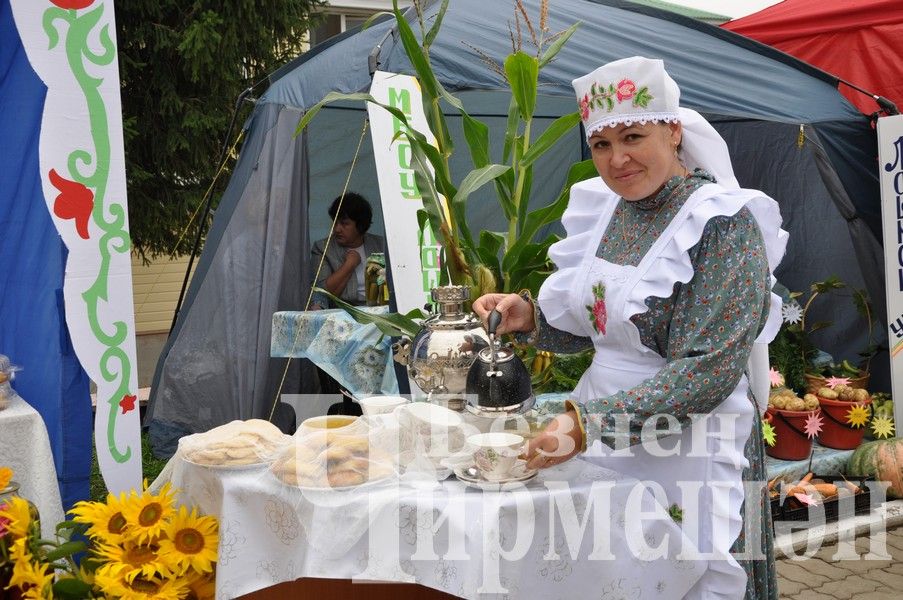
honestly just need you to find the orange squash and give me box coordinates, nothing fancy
[847,438,903,498]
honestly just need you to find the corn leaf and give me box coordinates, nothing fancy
[424,0,450,48]
[393,1,439,100]
[520,112,581,168]
[505,52,538,120]
[317,287,423,338]
[538,22,580,68]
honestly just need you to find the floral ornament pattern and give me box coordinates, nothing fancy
[768,367,784,387]
[50,0,95,8]
[825,376,851,389]
[781,301,802,324]
[586,282,608,335]
[48,168,94,239]
[578,79,653,120]
[761,418,777,447]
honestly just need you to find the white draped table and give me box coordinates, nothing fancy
[162,454,708,599]
[0,393,65,537]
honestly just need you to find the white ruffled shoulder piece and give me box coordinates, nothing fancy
[627,183,789,345]
[537,177,618,336]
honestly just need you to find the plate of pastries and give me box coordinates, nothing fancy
[180,419,290,469]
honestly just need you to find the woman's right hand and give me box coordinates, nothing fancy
[472,293,535,335]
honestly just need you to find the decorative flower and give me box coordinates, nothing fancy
[0,495,33,538]
[585,282,607,335]
[768,367,784,388]
[761,419,776,447]
[845,403,871,428]
[781,301,802,324]
[157,505,219,576]
[121,481,177,543]
[183,571,216,600]
[616,78,636,102]
[71,490,130,545]
[871,415,895,439]
[0,466,12,490]
[119,393,137,414]
[578,93,590,121]
[825,376,851,389]
[803,411,824,439]
[48,168,94,239]
[50,0,96,8]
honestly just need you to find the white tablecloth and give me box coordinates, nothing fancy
[162,455,707,599]
[0,393,65,537]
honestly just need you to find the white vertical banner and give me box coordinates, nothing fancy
[368,71,443,314]
[878,114,903,437]
[11,0,142,490]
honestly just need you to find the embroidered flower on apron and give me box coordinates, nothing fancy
[586,282,608,334]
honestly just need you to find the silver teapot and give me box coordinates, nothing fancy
[465,309,535,418]
[395,286,490,411]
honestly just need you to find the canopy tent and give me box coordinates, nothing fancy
[146,0,887,456]
[723,0,903,116]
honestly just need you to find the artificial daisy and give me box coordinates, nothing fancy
[93,571,188,600]
[70,490,129,545]
[0,495,34,538]
[158,505,219,575]
[871,415,896,439]
[803,411,824,439]
[762,420,777,447]
[781,301,802,324]
[94,539,175,583]
[845,403,871,428]
[121,481,176,544]
[9,538,54,600]
[768,368,784,388]
[0,466,12,490]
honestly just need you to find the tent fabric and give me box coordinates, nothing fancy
[723,0,903,116]
[0,0,91,509]
[147,0,888,452]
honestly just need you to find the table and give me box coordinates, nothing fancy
[0,393,65,537]
[163,454,706,599]
[764,442,855,482]
[272,308,398,400]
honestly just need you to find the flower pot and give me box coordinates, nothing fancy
[765,407,817,461]
[804,371,870,394]
[817,396,872,450]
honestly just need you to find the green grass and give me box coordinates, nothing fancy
[89,430,169,502]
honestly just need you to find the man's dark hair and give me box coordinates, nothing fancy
[328,192,372,234]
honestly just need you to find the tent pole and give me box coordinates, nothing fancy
[169,87,255,336]
[836,78,899,116]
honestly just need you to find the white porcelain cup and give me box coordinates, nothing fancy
[467,432,525,481]
[396,402,466,459]
[359,395,408,416]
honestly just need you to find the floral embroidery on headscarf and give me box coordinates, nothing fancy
[586,282,607,335]
[616,78,636,102]
[578,80,654,119]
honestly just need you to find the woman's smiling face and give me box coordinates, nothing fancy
[589,121,684,201]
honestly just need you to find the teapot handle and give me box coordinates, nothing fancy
[487,309,503,336]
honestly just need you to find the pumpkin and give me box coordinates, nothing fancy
[847,438,903,498]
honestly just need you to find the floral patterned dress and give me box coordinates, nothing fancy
[527,170,782,600]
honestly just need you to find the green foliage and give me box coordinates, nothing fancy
[118,0,326,260]
[297,0,589,299]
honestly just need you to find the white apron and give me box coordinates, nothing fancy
[539,178,789,599]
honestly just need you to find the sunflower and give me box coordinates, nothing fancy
[121,482,176,543]
[94,538,176,582]
[93,570,188,600]
[70,491,129,545]
[0,496,33,538]
[0,466,12,490]
[184,571,216,600]
[8,538,54,600]
[157,505,219,575]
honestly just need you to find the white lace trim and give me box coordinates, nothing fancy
[585,111,680,139]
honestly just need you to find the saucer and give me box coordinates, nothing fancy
[453,459,537,490]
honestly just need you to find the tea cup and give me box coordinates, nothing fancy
[466,432,525,481]
[359,395,408,416]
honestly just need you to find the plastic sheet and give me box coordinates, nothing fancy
[178,419,290,467]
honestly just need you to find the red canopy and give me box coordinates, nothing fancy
[724,0,903,115]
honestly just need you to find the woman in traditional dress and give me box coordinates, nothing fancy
[473,56,787,599]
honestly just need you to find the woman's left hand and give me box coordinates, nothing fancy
[524,410,584,470]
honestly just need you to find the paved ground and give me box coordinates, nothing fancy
[777,524,902,599]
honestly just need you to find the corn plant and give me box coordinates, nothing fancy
[299,0,594,334]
